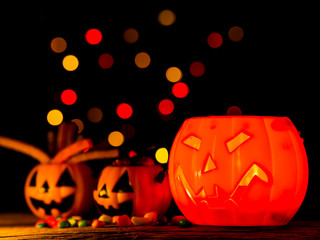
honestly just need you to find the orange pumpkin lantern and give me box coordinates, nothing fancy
[0,133,119,219]
[93,165,172,217]
[168,116,308,226]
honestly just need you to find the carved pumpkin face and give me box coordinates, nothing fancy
[93,165,172,217]
[169,116,308,226]
[25,163,95,219]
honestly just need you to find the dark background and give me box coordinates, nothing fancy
[0,4,318,220]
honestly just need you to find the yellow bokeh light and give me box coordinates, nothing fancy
[87,107,103,123]
[158,9,176,26]
[47,109,63,126]
[134,52,151,68]
[155,147,169,164]
[123,28,139,44]
[108,131,124,147]
[166,67,182,82]
[62,55,79,71]
[51,37,67,53]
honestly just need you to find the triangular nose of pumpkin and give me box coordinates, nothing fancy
[41,181,49,193]
[99,184,109,198]
[203,154,216,173]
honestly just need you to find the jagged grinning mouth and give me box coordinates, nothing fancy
[30,194,75,215]
[96,199,133,217]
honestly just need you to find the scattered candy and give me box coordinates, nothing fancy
[171,215,186,225]
[112,216,120,224]
[179,218,192,228]
[117,215,132,226]
[92,219,106,228]
[144,211,157,224]
[99,214,113,224]
[155,215,168,226]
[131,216,151,226]
[68,218,78,227]
[78,220,90,227]
[45,216,58,227]
[35,220,48,228]
[58,219,71,228]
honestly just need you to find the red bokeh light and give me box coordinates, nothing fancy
[158,99,174,115]
[189,61,205,77]
[172,82,189,98]
[116,103,133,119]
[207,32,223,48]
[98,53,114,69]
[85,28,102,45]
[61,89,77,105]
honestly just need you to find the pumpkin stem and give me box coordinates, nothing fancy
[68,149,120,164]
[51,138,93,164]
[0,136,51,163]
[56,122,77,152]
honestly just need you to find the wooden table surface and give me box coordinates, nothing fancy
[0,213,319,239]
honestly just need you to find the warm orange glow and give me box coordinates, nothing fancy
[169,116,309,226]
[47,109,63,126]
[108,131,124,147]
[166,67,182,82]
[62,55,79,71]
[51,37,67,53]
[123,28,139,44]
[158,9,176,26]
[134,52,151,68]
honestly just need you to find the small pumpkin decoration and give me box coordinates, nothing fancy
[93,165,172,217]
[168,114,308,226]
[0,123,119,219]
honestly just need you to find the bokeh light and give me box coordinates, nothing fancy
[85,28,102,45]
[172,82,189,98]
[87,107,103,123]
[121,124,135,139]
[158,9,176,26]
[108,131,124,147]
[158,99,174,115]
[155,147,169,164]
[123,28,139,44]
[62,55,79,71]
[228,26,244,42]
[98,53,114,69]
[166,67,182,82]
[207,32,223,48]
[226,106,242,115]
[116,103,133,119]
[51,37,67,53]
[71,118,84,134]
[61,89,77,105]
[47,109,63,126]
[189,61,205,77]
[134,52,151,68]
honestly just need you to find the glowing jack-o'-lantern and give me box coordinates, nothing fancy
[0,131,119,219]
[168,116,308,226]
[93,165,172,217]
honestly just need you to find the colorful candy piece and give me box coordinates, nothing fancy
[78,220,91,227]
[71,216,82,221]
[117,215,131,226]
[131,216,151,226]
[179,219,192,228]
[112,216,120,224]
[58,219,71,228]
[99,214,113,224]
[35,220,48,228]
[45,216,58,227]
[144,212,157,224]
[68,218,78,227]
[155,215,168,226]
[92,219,106,228]
[171,215,186,225]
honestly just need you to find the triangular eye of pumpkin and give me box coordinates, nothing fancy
[112,170,133,193]
[56,168,76,187]
[29,170,37,187]
[99,184,109,198]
